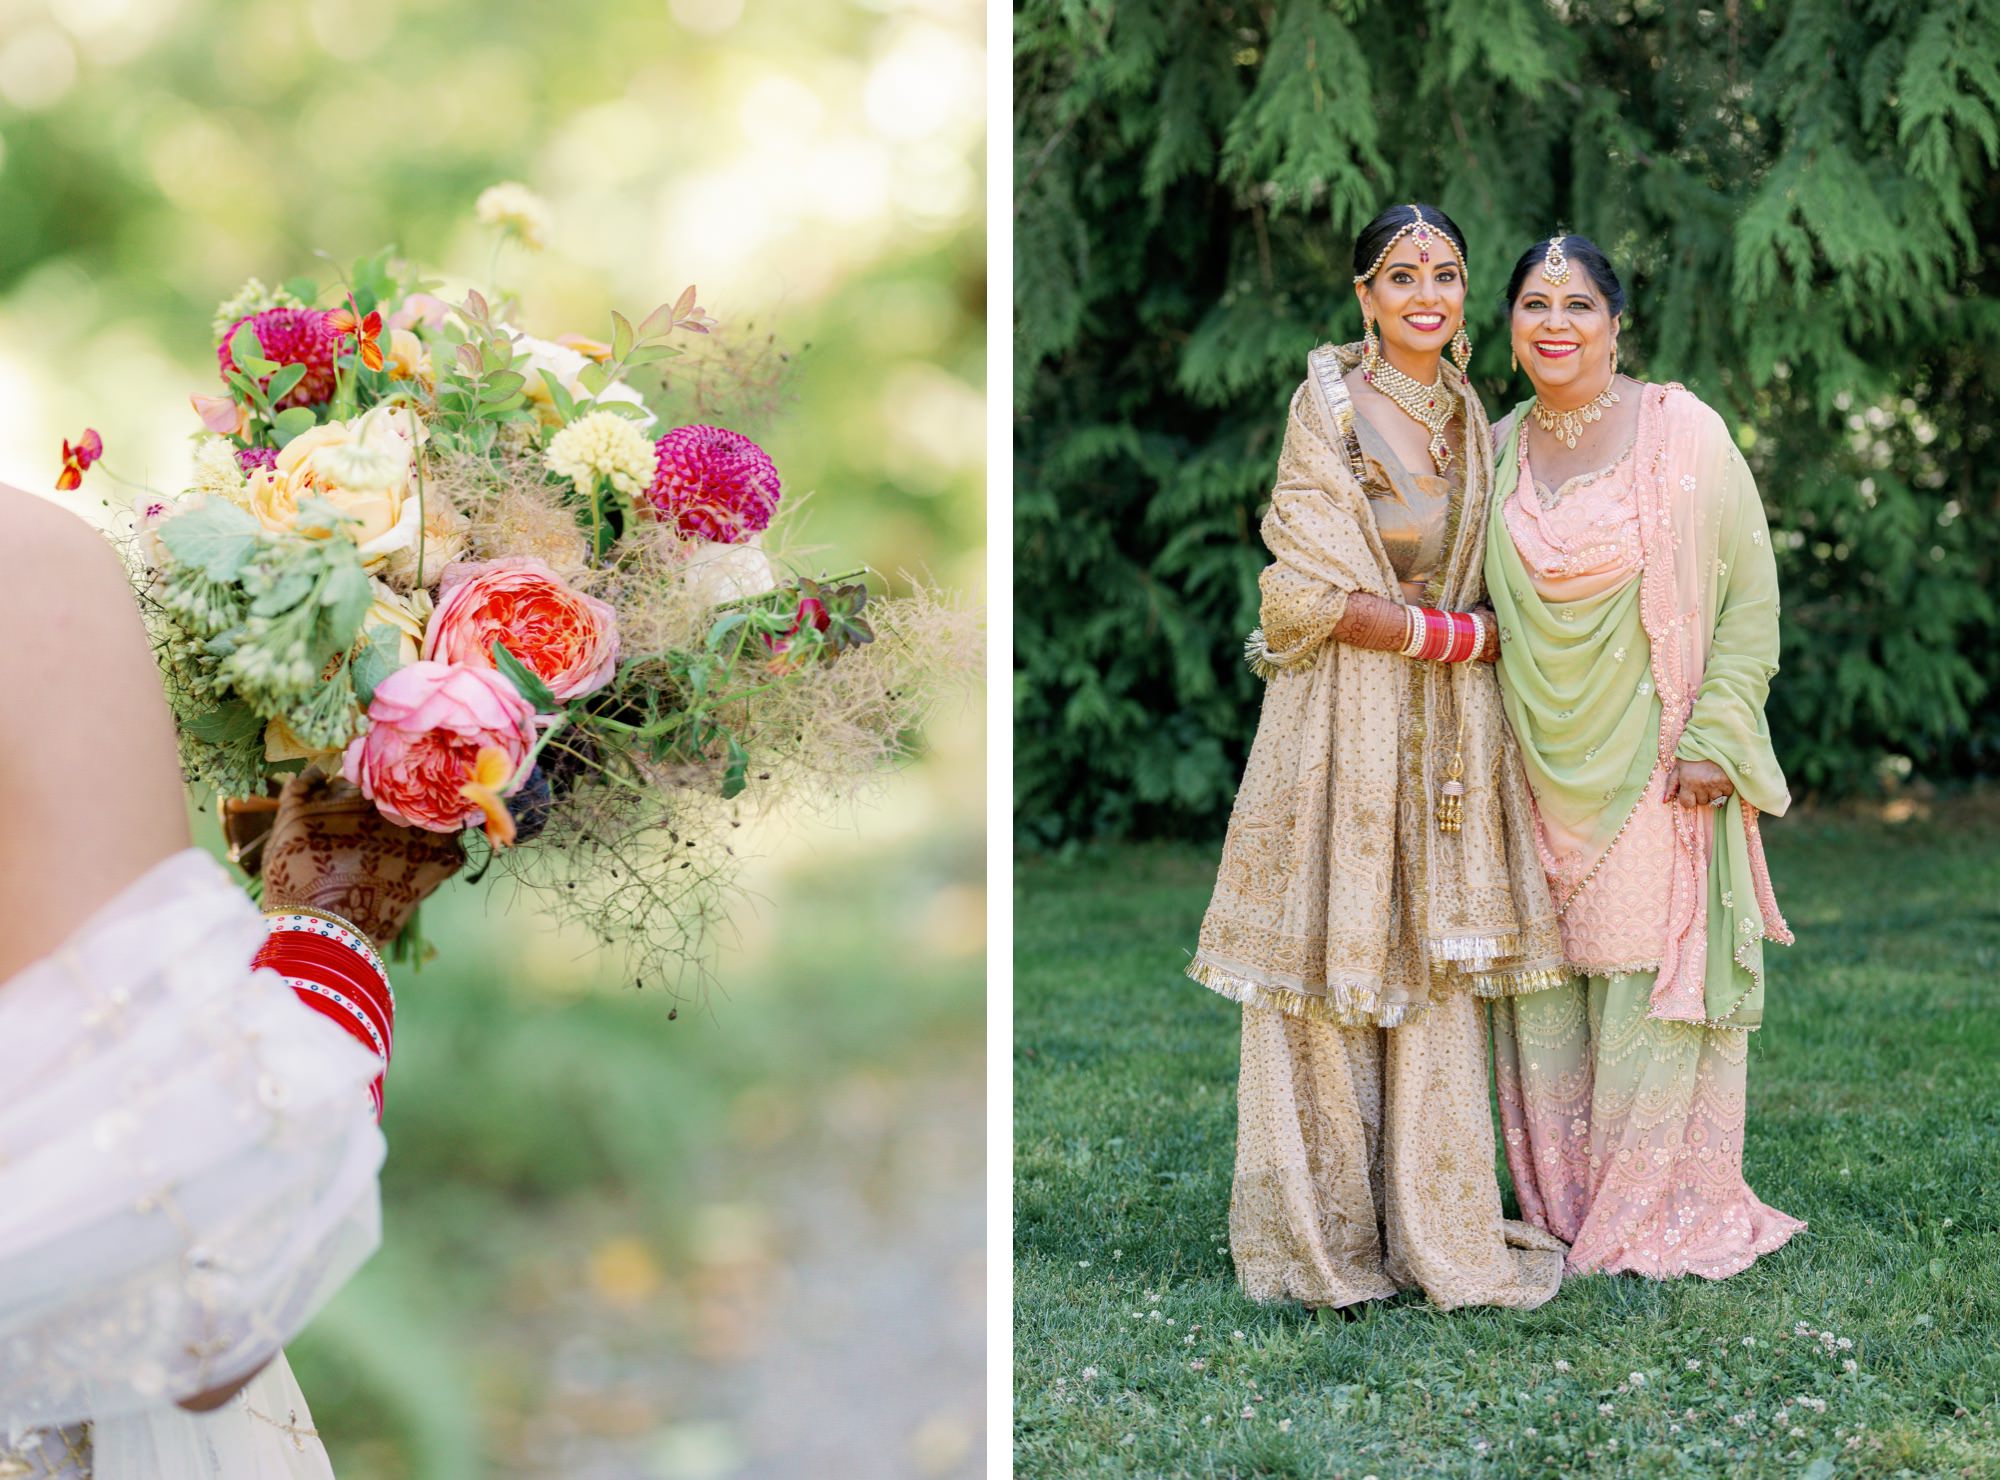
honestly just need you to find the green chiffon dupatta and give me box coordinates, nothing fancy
[1484,388,1793,1028]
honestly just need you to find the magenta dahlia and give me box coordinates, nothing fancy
[644,424,782,544]
[236,446,278,475]
[216,307,341,410]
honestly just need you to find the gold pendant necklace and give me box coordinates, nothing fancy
[1529,379,1619,450]
[1362,349,1457,471]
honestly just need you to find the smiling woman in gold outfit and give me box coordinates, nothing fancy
[1187,203,1569,1313]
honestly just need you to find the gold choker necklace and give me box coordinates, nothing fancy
[1362,350,1457,471]
[1529,379,1620,450]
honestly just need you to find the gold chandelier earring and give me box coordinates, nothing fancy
[1450,325,1472,380]
[1610,339,1620,377]
[1363,314,1380,365]
[1510,345,1518,374]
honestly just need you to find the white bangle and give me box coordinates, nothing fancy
[1401,606,1426,658]
[1465,610,1485,662]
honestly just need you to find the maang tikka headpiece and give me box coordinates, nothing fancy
[1351,204,1466,285]
[1540,234,1571,287]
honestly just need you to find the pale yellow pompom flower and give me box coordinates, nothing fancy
[189,438,251,509]
[476,181,552,251]
[544,409,655,499]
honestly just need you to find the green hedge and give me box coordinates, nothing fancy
[1015,0,2000,847]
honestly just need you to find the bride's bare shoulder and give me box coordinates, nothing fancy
[0,482,126,576]
[0,485,151,686]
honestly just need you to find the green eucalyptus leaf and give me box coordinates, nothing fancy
[159,499,261,580]
[720,736,749,800]
[228,323,265,370]
[271,405,318,446]
[478,393,528,419]
[350,624,402,706]
[183,698,265,746]
[250,564,316,617]
[264,362,309,403]
[481,336,515,374]
[493,640,557,711]
[239,355,281,378]
[611,310,635,362]
[705,612,749,652]
[621,344,680,368]
[227,370,273,414]
[282,276,318,305]
[593,399,653,421]
[319,557,374,645]
[538,369,577,422]
[480,370,526,401]
[577,362,612,395]
[637,302,677,340]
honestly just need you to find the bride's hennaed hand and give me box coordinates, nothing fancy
[259,769,466,947]
[1663,758,1733,809]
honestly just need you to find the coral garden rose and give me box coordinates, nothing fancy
[245,406,423,566]
[341,661,537,833]
[422,556,620,703]
[644,424,781,544]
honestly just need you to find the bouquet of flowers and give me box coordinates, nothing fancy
[71,199,974,992]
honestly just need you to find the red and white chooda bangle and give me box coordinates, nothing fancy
[1399,605,1488,663]
[256,906,394,1121]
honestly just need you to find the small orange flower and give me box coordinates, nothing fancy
[326,297,386,374]
[458,745,519,849]
[56,429,103,491]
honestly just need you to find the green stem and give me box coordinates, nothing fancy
[510,711,570,792]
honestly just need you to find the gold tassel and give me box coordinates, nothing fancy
[1436,709,1466,834]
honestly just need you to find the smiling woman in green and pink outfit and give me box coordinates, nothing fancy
[1485,233,1804,1279]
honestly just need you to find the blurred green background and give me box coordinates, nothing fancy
[0,0,985,1475]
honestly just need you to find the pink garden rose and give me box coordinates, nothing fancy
[342,661,537,833]
[422,556,620,703]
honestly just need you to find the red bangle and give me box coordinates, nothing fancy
[1448,611,1476,663]
[257,910,396,1123]
[1408,608,1440,660]
[255,936,394,1053]
[256,933,394,1035]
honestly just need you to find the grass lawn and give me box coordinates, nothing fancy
[1014,798,2000,1478]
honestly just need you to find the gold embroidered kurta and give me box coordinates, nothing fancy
[1187,343,1564,1027]
[1193,343,1568,1312]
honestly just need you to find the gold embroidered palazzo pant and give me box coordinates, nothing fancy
[1231,991,1566,1311]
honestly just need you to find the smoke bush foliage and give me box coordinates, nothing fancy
[1015,0,2000,847]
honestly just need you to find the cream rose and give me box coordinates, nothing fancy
[245,407,424,567]
[363,579,433,666]
[382,490,472,592]
[506,329,654,429]
[385,327,435,389]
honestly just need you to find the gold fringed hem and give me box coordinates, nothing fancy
[1430,931,1532,965]
[1464,962,1573,999]
[1243,626,1314,683]
[1184,954,1432,1030]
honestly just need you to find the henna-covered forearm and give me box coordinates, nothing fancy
[1332,594,1500,662]
[1331,592,1412,653]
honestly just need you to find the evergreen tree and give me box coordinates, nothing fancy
[1016,0,2000,847]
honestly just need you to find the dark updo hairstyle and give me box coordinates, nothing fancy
[1503,233,1627,316]
[1351,202,1470,283]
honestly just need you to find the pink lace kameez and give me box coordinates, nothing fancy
[1485,384,1804,1280]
